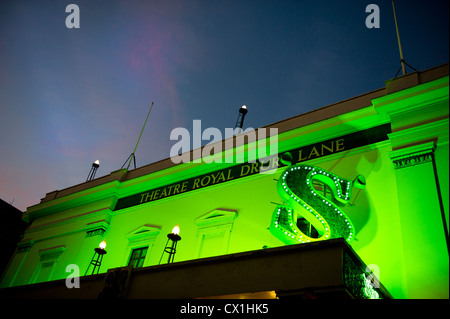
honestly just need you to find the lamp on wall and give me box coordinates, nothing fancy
[85,240,107,275]
[158,225,181,264]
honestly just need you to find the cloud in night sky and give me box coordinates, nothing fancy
[0,0,448,211]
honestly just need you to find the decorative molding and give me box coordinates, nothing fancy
[85,220,110,238]
[373,76,448,116]
[17,240,34,253]
[126,225,161,242]
[86,228,107,237]
[194,209,237,228]
[392,152,433,170]
[387,119,448,150]
[26,208,111,235]
[389,142,436,170]
[38,245,66,261]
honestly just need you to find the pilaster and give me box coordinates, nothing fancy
[374,74,449,298]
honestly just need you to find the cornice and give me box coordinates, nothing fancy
[389,141,436,170]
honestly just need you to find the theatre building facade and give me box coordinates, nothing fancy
[0,64,448,299]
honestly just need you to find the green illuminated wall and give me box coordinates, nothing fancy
[373,75,449,299]
[1,72,448,300]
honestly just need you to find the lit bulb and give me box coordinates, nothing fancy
[172,224,180,235]
[99,240,106,249]
[94,160,100,165]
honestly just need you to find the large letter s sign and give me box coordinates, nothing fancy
[270,155,365,244]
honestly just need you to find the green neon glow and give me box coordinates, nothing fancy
[270,163,359,244]
[362,273,380,299]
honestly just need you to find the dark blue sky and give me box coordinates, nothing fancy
[1,0,448,211]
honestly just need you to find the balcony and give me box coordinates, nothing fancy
[0,238,392,299]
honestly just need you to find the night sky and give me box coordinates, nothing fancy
[1,0,448,211]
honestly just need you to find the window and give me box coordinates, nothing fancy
[194,209,237,259]
[125,225,160,267]
[31,245,65,284]
[128,247,148,268]
[34,261,55,283]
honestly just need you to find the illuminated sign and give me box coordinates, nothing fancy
[269,162,364,244]
[113,124,389,211]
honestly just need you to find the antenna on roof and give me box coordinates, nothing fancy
[121,102,155,170]
[392,0,416,77]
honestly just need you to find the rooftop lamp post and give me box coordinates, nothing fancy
[234,105,248,135]
[85,240,107,276]
[159,225,182,264]
[86,160,100,182]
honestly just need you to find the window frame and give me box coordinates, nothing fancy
[127,246,149,269]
